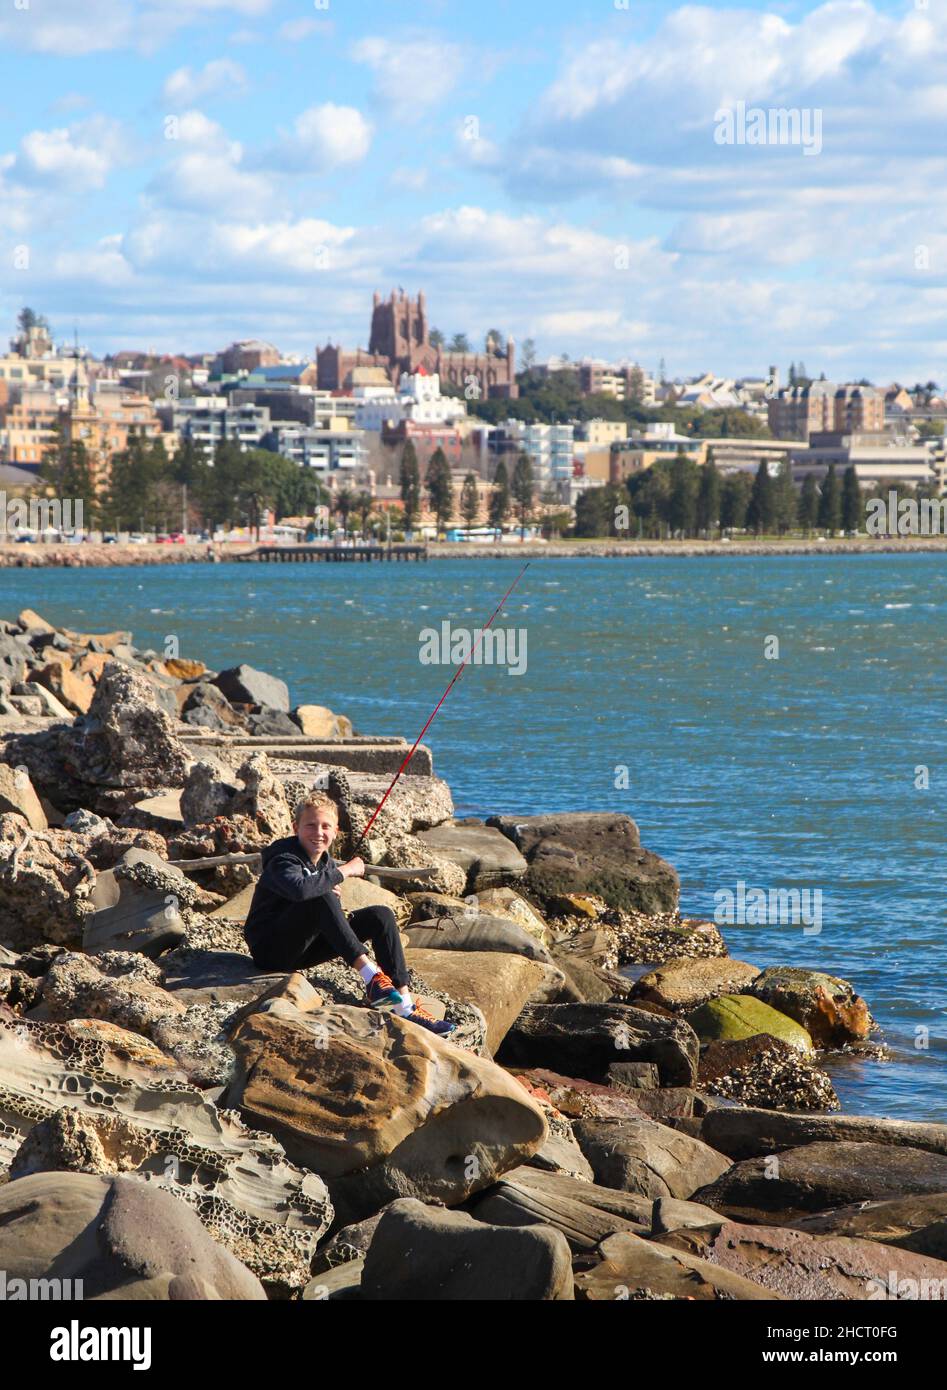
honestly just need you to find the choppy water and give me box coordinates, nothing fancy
[3,555,945,1121]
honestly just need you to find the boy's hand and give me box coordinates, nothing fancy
[339,856,366,879]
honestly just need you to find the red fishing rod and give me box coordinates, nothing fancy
[352,561,530,853]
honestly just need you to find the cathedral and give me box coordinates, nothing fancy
[316,290,517,399]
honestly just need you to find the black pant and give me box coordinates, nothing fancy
[250,894,408,987]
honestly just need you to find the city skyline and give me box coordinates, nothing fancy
[1,0,944,379]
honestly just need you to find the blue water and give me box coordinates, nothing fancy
[3,555,945,1121]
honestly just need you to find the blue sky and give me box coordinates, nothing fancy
[0,0,944,382]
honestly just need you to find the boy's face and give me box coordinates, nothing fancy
[295,806,337,860]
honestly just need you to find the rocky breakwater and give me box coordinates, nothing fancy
[0,606,943,1302]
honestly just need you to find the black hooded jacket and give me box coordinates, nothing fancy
[244,834,345,958]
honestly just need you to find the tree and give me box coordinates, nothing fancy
[40,418,97,527]
[772,459,798,534]
[841,464,863,534]
[720,473,752,535]
[425,448,454,535]
[448,333,470,353]
[627,364,646,408]
[429,328,445,349]
[575,483,626,538]
[627,460,672,538]
[335,487,354,537]
[798,473,819,534]
[667,452,699,537]
[697,456,721,538]
[658,357,667,385]
[17,307,49,337]
[746,460,775,534]
[818,462,842,535]
[399,441,421,532]
[356,490,374,537]
[510,452,535,538]
[485,329,504,354]
[489,459,511,534]
[521,339,537,372]
[460,472,479,530]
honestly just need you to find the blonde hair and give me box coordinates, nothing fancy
[293,792,340,826]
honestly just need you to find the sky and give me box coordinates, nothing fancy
[0,0,943,383]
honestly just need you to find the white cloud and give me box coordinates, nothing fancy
[149,110,271,213]
[10,116,130,192]
[162,59,247,106]
[257,103,373,172]
[352,35,463,121]
[0,0,276,55]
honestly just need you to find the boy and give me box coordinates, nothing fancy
[244,792,456,1036]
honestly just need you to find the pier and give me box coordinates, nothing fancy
[243,543,428,563]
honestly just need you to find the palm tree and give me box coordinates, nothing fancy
[335,488,354,537]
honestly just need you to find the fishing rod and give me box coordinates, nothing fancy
[351,561,531,854]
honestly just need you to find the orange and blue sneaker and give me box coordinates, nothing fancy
[403,1001,458,1037]
[365,971,403,1011]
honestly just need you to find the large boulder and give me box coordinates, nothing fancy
[0,1010,333,1292]
[631,957,761,1012]
[403,913,557,965]
[35,658,94,714]
[696,1106,947,1161]
[693,1141,947,1221]
[686,995,815,1053]
[223,977,548,1219]
[83,848,201,957]
[572,1116,731,1199]
[211,663,290,712]
[0,813,96,950]
[403,948,551,1052]
[361,1197,574,1301]
[497,1002,699,1087]
[655,1218,947,1300]
[413,819,528,892]
[470,1165,652,1251]
[487,811,679,914]
[181,682,246,732]
[292,704,353,739]
[0,1171,265,1300]
[745,966,874,1046]
[471,886,550,944]
[574,1230,784,1301]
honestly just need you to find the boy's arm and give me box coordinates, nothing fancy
[261,851,345,903]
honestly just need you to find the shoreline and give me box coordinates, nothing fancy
[3,536,947,567]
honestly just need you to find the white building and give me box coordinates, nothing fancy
[354,370,467,432]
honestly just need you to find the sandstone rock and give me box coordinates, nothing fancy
[246,709,301,737]
[293,704,352,739]
[181,682,246,731]
[574,1230,784,1301]
[224,991,547,1219]
[339,875,412,923]
[164,657,206,680]
[83,848,198,957]
[697,1106,947,1161]
[686,995,814,1053]
[790,1193,947,1259]
[607,1061,660,1090]
[651,1196,726,1235]
[746,965,874,1046]
[693,1141,947,1221]
[74,650,111,682]
[698,1035,839,1112]
[471,1165,653,1250]
[655,1218,947,1300]
[0,965,41,1012]
[0,1172,266,1299]
[0,1011,333,1291]
[473,886,550,944]
[572,1116,731,1199]
[497,1002,699,1087]
[378,832,467,896]
[413,819,528,892]
[13,680,72,719]
[211,663,290,712]
[327,768,454,847]
[488,811,680,915]
[0,762,47,830]
[632,956,761,1012]
[17,608,55,634]
[0,812,96,949]
[361,1197,574,1301]
[404,948,550,1053]
[551,952,630,1005]
[36,658,94,714]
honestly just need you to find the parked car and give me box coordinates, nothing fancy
[127,534,147,544]
[102,534,118,544]
[167,532,186,544]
